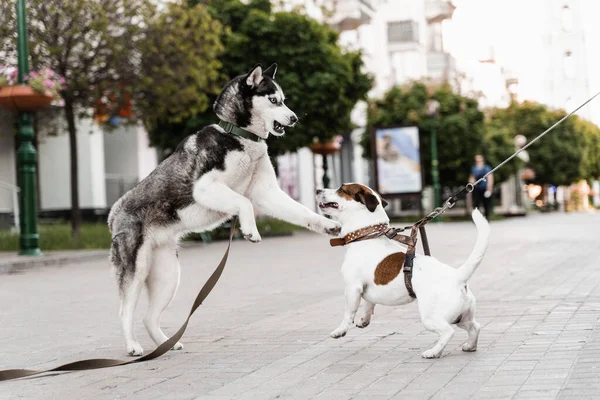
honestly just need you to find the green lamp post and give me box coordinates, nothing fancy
[16,0,41,255]
[425,99,441,221]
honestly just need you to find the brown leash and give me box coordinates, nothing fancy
[0,218,237,382]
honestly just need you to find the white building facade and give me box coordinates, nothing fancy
[276,0,462,213]
[0,107,157,226]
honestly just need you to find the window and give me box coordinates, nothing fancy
[388,21,419,43]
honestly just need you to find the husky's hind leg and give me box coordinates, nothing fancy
[144,244,183,350]
[111,222,150,356]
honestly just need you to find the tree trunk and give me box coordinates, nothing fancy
[64,100,81,241]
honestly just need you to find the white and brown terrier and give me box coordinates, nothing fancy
[316,183,490,358]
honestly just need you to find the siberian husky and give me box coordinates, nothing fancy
[108,64,341,356]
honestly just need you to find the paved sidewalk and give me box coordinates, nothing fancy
[1,212,599,399]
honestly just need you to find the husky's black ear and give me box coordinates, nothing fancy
[263,63,277,79]
[245,64,263,88]
[364,193,381,213]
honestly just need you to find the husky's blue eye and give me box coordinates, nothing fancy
[269,97,277,104]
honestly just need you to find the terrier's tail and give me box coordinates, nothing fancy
[456,209,490,282]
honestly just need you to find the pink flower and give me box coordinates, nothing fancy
[29,71,38,78]
[43,80,54,87]
[60,76,66,84]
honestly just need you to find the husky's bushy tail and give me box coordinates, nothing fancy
[456,208,490,282]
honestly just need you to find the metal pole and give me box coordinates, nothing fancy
[322,154,330,188]
[431,126,441,222]
[16,0,41,255]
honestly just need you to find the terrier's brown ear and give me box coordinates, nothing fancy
[364,193,380,212]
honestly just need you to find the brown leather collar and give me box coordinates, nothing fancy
[330,224,416,247]
[330,223,389,247]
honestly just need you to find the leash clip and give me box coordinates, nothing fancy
[446,197,457,209]
[386,228,398,239]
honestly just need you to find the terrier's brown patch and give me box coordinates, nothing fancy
[336,183,370,202]
[374,252,406,285]
[337,184,388,210]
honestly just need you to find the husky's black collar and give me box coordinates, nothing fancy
[218,120,263,142]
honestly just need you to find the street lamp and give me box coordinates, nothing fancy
[425,99,441,220]
[16,0,41,255]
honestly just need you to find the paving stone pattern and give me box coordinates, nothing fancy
[1,212,599,399]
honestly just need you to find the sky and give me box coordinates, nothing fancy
[441,0,600,123]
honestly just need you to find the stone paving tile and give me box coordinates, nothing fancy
[1,212,599,399]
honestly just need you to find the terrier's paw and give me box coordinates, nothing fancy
[171,342,184,351]
[126,342,144,357]
[462,343,477,352]
[356,318,371,329]
[421,348,442,359]
[330,328,348,339]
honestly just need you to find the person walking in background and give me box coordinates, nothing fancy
[469,154,494,219]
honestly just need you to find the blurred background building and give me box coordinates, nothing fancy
[1,0,599,228]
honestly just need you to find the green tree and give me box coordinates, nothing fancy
[485,102,593,186]
[150,0,373,159]
[579,119,600,181]
[362,82,514,189]
[0,0,223,240]
[136,2,224,133]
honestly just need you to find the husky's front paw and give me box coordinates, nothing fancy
[240,223,261,243]
[243,231,262,243]
[314,218,341,236]
[330,327,348,339]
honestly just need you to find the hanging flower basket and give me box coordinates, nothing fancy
[310,137,342,156]
[0,66,64,111]
[0,85,53,111]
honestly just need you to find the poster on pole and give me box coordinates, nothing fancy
[371,126,422,196]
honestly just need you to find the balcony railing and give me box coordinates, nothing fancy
[425,0,456,23]
[330,0,378,31]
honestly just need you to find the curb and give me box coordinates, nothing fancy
[0,250,109,275]
[0,231,297,274]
